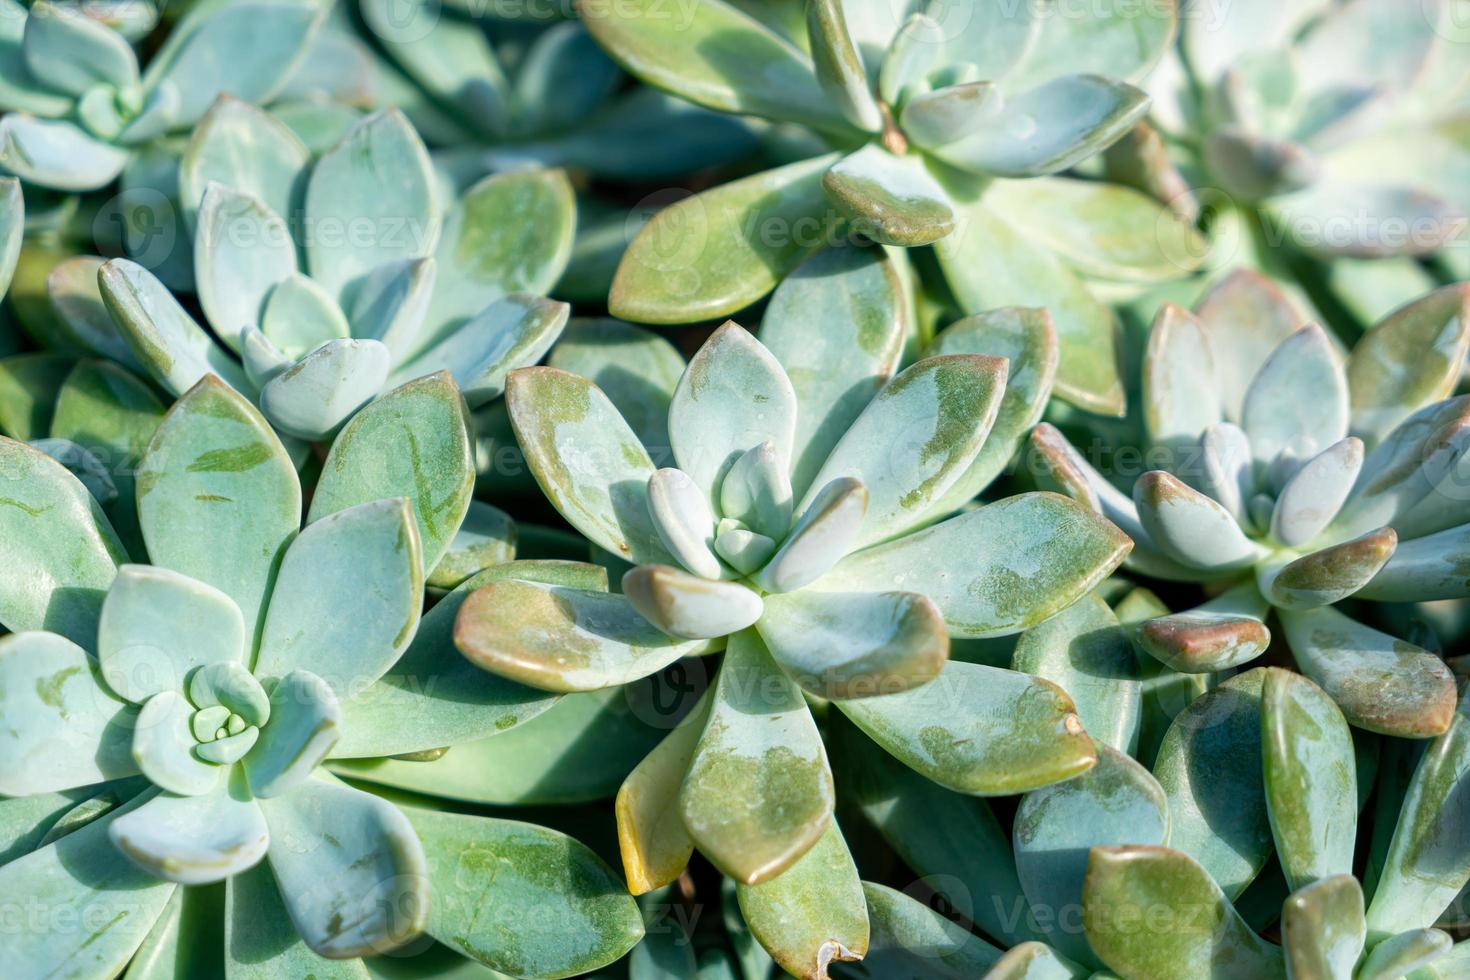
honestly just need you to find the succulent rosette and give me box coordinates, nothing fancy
[80,100,573,442]
[444,243,1134,975]
[0,0,323,192]
[1032,270,1470,741]
[581,0,1209,416]
[0,372,643,977]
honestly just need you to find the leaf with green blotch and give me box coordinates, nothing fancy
[1366,689,1470,941]
[1014,744,1169,968]
[1348,284,1470,446]
[838,658,1095,795]
[427,500,516,591]
[800,354,1005,550]
[108,776,269,885]
[1279,605,1458,739]
[193,183,297,353]
[1012,592,1140,754]
[810,492,1132,637]
[1257,527,1398,609]
[736,821,868,979]
[405,806,644,977]
[1083,846,1285,980]
[99,259,252,397]
[1132,583,1271,674]
[0,177,19,297]
[935,191,1124,415]
[1261,668,1357,892]
[420,169,575,348]
[305,109,439,307]
[759,244,907,499]
[547,318,685,455]
[309,372,474,573]
[136,376,300,648]
[1152,668,1272,901]
[0,631,137,795]
[1360,929,1454,980]
[1282,875,1366,980]
[610,154,841,325]
[841,882,1003,978]
[332,680,693,805]
[456,577,708,691]
[226,860,371,979]
[506,366,676,566]
[255,499,422,695]
[0,350,73,441]
[822,145,956,247]
[335,561,600,759]
[0,790,176,979]
[616,689,713,895]
[580,0,841,131]
[258,774,427,959]
[680,629,834,884]
[180,95,309,234]
[670,321,797,512]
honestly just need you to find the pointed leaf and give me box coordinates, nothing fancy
[180,95,308,233]
[1356,521,1470,602]
[1258,527,1397,609]
[348,257,436,363]
[547,318,685,454]
[1271,437,1363,547]
[259,338,392,441]
[754,476,868,594]
[1349,284,1470,445]
[717,443,792,544]
[846,882,1003,977]
[822,144,956,246]
[194,183,297,349]
[1194,269,1306,420]
[1243,325,1349,466]
[22,1,137,95]
[806,0,880,132]
[1134,471,1265,572]
[1143,304,1220,446]
[260,271,351,359]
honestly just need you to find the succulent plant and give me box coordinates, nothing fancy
[444,242,1136,975]
[0,370,645,977]
[1031,270,1470,742]
[79,100,574,442]
[0,0,323,192]
[582,0,1209,415]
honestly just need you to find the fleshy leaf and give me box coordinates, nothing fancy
[1194,269,1306,420]
[1132,583,1271,674]
[900,81,1003,149]
[1143,304,1220,447]
[109,777,268,884]
[717,444,792,545]
[844,882,1003,977]
[806,0,880,132]
[259,774,428,958]
[98,564,245,704]
[1134,471,1265,572]
[837,659,1096,795]
[1356,522,1470,602]
[1270,437,1363,547]
[822,144,956,246]
[348,257,436,363]
[23,1,137,95]
[260,272,351,360]
[623,563,763,640]
[243,670,341,798]
[1359,929,1453,980]
[193,183,296,349]
[226,860,371,979]
[735,821,868,979]
[259,338,392,442]
[1348,284,1470,446]
[679,629,834,885]
[426,499,515,590]
[0,177,19,298]
[0,115,130,191]
[309,372,473,573]
[136,376,300,646]
[754,477,868,594]
[1257,527,1397,609]
[1282,875,1366,980]
[1242,324,1349,466]
[454,577,706,690]
[134,690,221,796]
[546,318,685,454]
[810,492,1131,637]
[179,95,309,235]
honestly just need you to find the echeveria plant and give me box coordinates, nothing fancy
[1033,270,1470,739]
[0,0,323,191]
[0,371,644,977]
[584,0,1208,414]
[448,243,1134,975]
[84,101,574,441]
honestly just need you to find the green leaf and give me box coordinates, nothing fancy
[506,366,675,566]
[0,436,125,644]
[137,376,300,648]
[1271,437,1364,547]
[547,318,685,454]
[1348,284,1470,446]
[807,0,880,132]
[1012,591,1140,754]
[260,271,351,360]
[1279,605,1457,738]
[1261,668,1357,893]
[616,689,713,894]
[1015,745,1169,968]
[900,81,1003,149]
[936,193,1123,415]
[193,183,297,352]
[123,880,225,980]
[1366,689,1470,940]
[650,466,724,579]
[1257,527,1398,609]
[421,169,576,346]
[811,492,1131,637]
[133,690,222,796]
[51,360,163,496]
[335,561,594,759]
[1132,583,1271,673]
[1141,303,1221,446]
[180,94,309,236]
[1360,930,1453,980]
[984,942,1089,979]
[456,577,707,690]
[0,351,71,440]
[427,500,516,591]
[0,791,175,978]
[680,629,834,884]
[226,861,371,979]
[623,563,764,639]
[822,145,956,246]
[109,777,268,885]
[844,882,1003,977]
[1008,0,1175,88]
[1193,269,1307,420]
[305,109,438,307]
[0,0,74,117]
[838,658,1096,795]
[98,564,246,704]
[1242,325,1349,467]
[754,476,867,594]
[243,670,341,798]
[99,259,252,397]
[259,775,428,958]
[259,337,393,442]
[310,372,474,573]
[610,155,840,324]
[670,322,797,513]
[580,0,840,129]
[1282,875,1366,980]
[0,631,137,795]
[1152,669,1271,901]
[736,821,868,978]
[934,75,1148,177]
[1356,521,1470,602]
[1082,846,1285,980]
[349,257,437,363]
[0,176,20,297]
[758,244,907,499]
[406,806,644,977]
